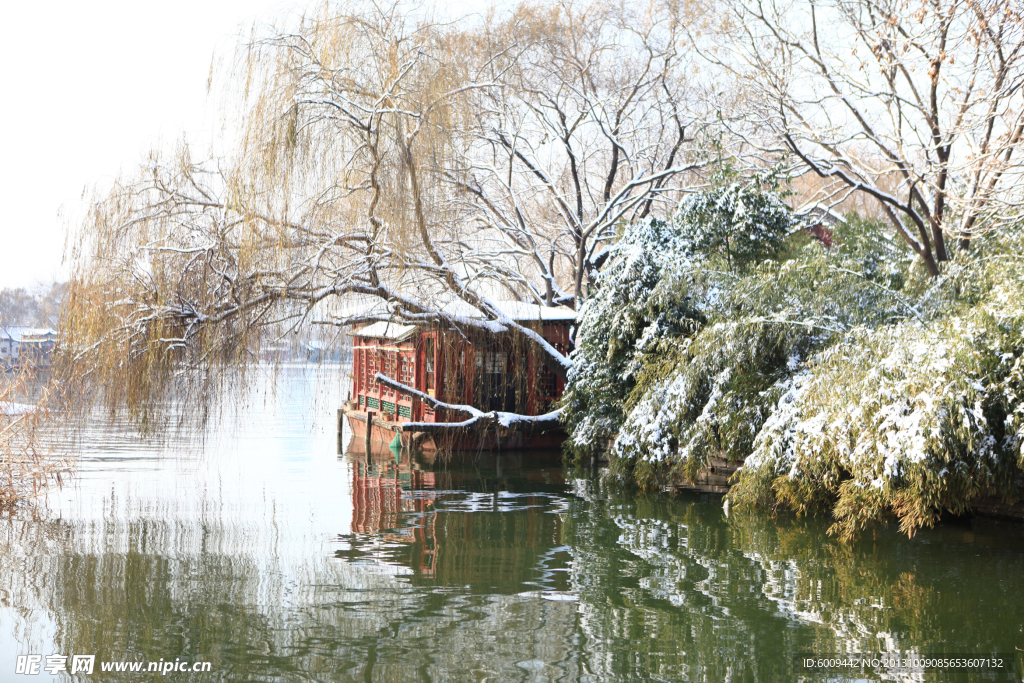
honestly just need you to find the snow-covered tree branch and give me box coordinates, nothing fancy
[64,0,712,415]
[375,373,561,435]
[715,0,1024,275]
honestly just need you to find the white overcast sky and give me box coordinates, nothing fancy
[0,0,484,291]
[0,0,307,289]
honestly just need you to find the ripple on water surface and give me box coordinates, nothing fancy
[2,365,1024,681]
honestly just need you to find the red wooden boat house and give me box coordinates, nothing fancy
[343,302,575,453]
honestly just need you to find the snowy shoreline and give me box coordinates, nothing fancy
[0,401,36,416]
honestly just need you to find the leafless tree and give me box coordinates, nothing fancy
[715,0,1024,275]
[0,283,64,328]
[64,0,711,420]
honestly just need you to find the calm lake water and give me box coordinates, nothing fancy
[2,365,1023,681]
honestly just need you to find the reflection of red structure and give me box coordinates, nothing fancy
[343,302,574,452]
[346,452,570,588]
[350,456,440,574]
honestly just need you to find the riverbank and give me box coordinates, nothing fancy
[666,458,1024,523]
[563,193,1024,539]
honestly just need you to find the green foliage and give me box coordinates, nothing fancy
[673,179,795,270]
[566,195,1024,539]
[562,180,797,464]
[561,216,704,464]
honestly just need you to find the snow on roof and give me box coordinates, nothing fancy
[429,300,575,322]
[350,302,575,340]
[350,321,419,340]
[0,327,58,342]
[488,301,576,322]
[796,202,846,225]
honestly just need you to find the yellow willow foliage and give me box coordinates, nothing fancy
[63,0,714,425]
[1,366,67,505]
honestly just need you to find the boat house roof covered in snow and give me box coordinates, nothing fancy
[345,302,575,453]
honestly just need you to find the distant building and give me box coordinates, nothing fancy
[0,327,58,367]
[797,202,844,248]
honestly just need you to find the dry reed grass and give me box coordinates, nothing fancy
[0,365,68,506]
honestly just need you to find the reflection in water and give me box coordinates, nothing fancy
[345,453,571,594]
[0,365,1023,681]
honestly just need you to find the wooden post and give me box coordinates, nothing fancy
[337,408,344,454]
[365,411,374,455]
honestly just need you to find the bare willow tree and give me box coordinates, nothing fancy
[714,0,1024,275]
[63,0,711,419]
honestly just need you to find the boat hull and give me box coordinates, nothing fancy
[344,406,566,454]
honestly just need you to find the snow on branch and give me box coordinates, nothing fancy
[374,373,562,435]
